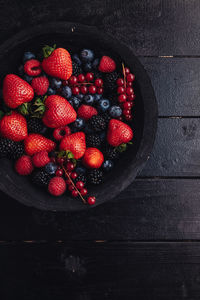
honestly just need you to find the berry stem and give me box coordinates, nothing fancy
[62,165,87,204]
[122,62,126,90]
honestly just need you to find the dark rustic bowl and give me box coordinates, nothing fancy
[0,22,157,211]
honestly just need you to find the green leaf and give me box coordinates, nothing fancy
[42,44,56,58]
[57,151,67,158]
[128,141,133,145]
[18,102,30,116]
[66,150,74,159]
[0,110,4,120]
[71,158,77,167]
[116,143,127,153]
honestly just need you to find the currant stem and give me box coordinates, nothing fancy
[122,62,126,90]
[62,165,87,204]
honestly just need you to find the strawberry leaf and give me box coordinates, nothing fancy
[66,150,74,159]
[18,102,30,116]
[116,143,127,153]
[0,110,4,120]
[42,44,56,58]
[71,158,77,167]
[128,141,133,145]
[57,150,67,158]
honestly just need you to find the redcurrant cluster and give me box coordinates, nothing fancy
[62,73,104,96]
[116,67,135,121]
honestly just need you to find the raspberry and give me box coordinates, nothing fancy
[32,150,50,168]
[15,155,34,175]
[53,126,71,141]
[24,59,42,76]
[48,177,66,196]
[31,76,49,96]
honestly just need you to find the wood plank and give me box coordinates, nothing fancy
[141,118,200,176]
[1,1,200,55]
[140,57,200,116]
[1,241,200,299]
[1,178,200,241]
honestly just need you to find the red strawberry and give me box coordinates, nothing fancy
[31,76,49,95]
[0,111,27,141]
[24,59,42,76]
[107,119,133,147]
[43,95,76,128]
[59,132,86,159]
[24,133,56,156]
[42,46,72,80]
[48,177,66,196]
[82,147,104,169]
[77,104,98,121]
[15,155,34,175]
[32,150,50,167]
[98,56,116,73]
[53,126,71,141]
[3,74,34,108]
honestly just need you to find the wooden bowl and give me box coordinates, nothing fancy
[0,22,157,211]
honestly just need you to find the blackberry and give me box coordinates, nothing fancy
[86,134,101,147]
[10,142,24,160]
[72,61,82,76]
[74,174,87,185]
[0,138,15,158]
[104,146,119,160]
[88,169,103,185]
[101,111,111,124]
[93,70,102,79]
[31,170,51,187]
[104,71,120,91]
[27,118,44,133]
[89,115,106,132]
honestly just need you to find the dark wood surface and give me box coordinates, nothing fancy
[1,0,200,299]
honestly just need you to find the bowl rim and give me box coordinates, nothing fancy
[0,22,158,211]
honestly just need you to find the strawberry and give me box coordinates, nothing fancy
[42,45,72,80]
[98,56,116,73]
[0,111,28,141]
[3,74,34,108]
[32,150,50,168]
[15,155,34,175]
[24,133,56,156]
[77,104,98,121]
[24,59,42,76]
[107,119,133,147]
[42,95,77,128]
[53,126,71,141]
[82,147,104,169]
[31,76,49,95]
[59,132,86,159]
[48,176,66,196]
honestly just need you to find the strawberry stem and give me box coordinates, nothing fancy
[62,165,87,204]
[42,44,56,58]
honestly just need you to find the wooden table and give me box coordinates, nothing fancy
[1,1,200,299]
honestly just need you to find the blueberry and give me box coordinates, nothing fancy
[47,87,56,95]
[109,105,122,118]
[94,94,102,102]
[77,93,84,100]
[99,131,106,142]
[72,54,82,66]
[71,96,81,109]
[74,118,85,129]
[84,94,94,105]
[50,78,62,89]
[23,74,33,83]
[98,99,110,112]
[76,166,86,175]
[45,162,57,175]
[80,49,94,62]
[18,65,24,76]
[92,58,100,69]
[83,62,93,73]
[23,51,35,63]
[103,159,114,172]
[62,86,72,98]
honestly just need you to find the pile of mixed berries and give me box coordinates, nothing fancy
[0,45,135,205]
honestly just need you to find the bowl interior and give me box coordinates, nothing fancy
[0,23,156,211]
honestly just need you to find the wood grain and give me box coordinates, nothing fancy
[1,241,200,299]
